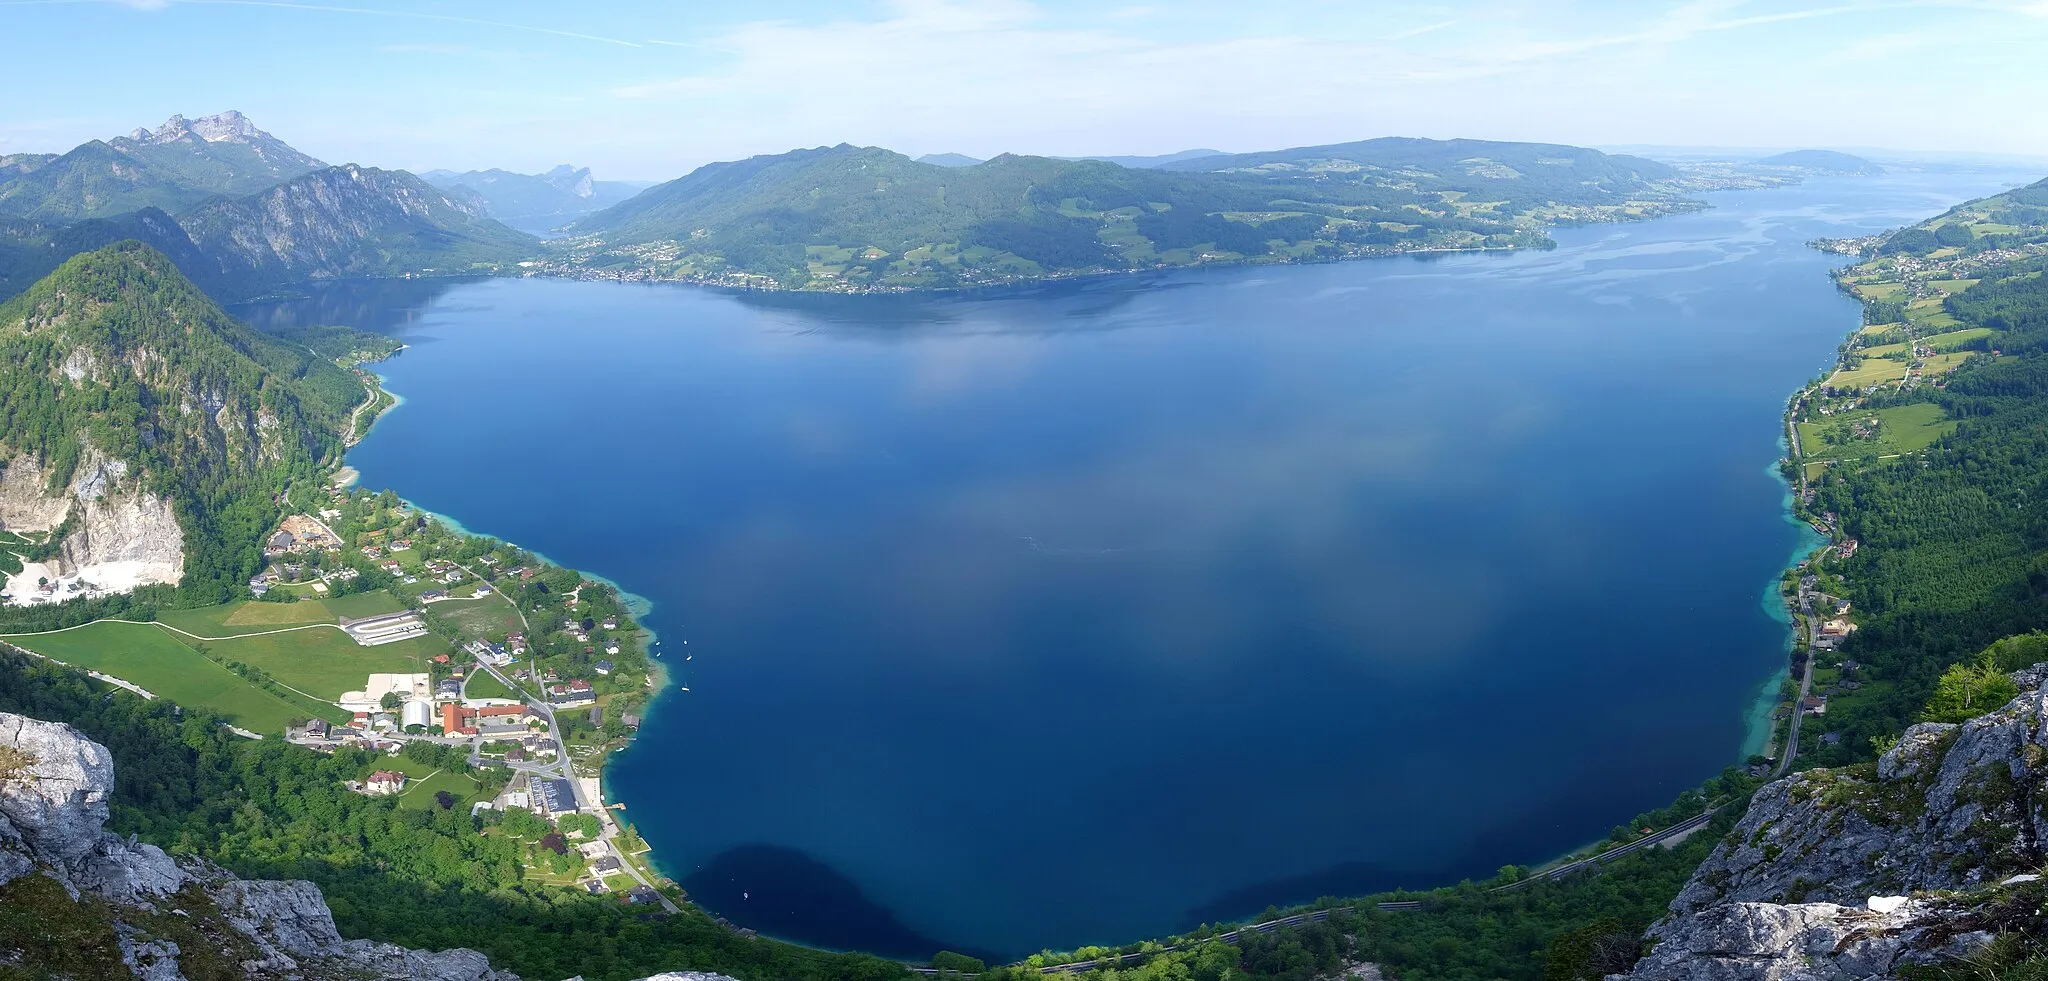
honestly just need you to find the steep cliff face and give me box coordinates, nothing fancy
[1625,665,2048,980]
[0,447,186,600]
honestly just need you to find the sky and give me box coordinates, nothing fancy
[2,0,2047,181]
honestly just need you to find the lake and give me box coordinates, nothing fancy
[239,170,2030,961]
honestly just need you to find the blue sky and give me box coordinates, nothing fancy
[3,0,2046,181]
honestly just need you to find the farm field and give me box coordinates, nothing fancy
[1796,403,1956,463]
[1918,326,1996,351]
[157,599,336,637]
[1825,355,1909,390]
[432,592,525,639]
[2,621,321,732]
[323,589,413,619]
[200,625,443,700]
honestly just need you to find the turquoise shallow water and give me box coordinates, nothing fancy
[240,170,2032,960]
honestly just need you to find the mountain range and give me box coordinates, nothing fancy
[0,112,535,302]
[562,137,1688,290]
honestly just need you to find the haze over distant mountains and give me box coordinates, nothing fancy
[420,165,653,233]
[916,149,1226,169]
[1750,149,1885,175]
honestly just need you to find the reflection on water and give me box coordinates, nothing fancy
[261,171,2037,960]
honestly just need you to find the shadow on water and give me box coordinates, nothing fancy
[229,276,485,336]
[682,844,997,964]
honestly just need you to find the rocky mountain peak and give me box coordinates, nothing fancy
[130,110,267,146]
[543,164,596,198]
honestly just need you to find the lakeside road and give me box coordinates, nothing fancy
[1776,595,1820,777]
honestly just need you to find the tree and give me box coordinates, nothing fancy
[380,691,402,710]
[1544,918,1645,981]
[1922,653,2019,724]
[930,951,986,975]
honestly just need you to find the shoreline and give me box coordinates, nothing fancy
[310,185,1829,958]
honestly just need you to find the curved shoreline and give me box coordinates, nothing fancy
[326,201,1851,958]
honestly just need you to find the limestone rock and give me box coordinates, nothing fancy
[0,711,117,874]
[1624,666,2048,980]
[1626,901,1991,981]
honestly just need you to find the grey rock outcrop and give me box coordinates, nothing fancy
[1626,899,1993,981]
[1,710,516,980]
[1625,666,2048,980]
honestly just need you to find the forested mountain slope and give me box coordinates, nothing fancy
[180,164,536,290]
[561,140,1692,290]
[0,243,362,609]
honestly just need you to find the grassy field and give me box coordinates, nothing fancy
[1906,296,1961,331]
[396,769,486,810]
[198,626,442,700]
[157,600,337,638]
[1826,356,1909,390]
[1797,403,1956,463]
[324,590,411,619]
[1918,326,1996,351]
[432,592,524,639]
[1929,279,1979,295]
[3,622,318,732]
[464,670,521,701]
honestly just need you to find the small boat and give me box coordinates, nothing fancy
[685,655,691,661]
[680,686,690,691]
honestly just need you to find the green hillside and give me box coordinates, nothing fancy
[563,141,1690,290]
[1868,176,2048,257]
[0,207,223,300]
[0,243,367,611]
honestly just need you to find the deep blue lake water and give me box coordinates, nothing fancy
[240,171,2031,961]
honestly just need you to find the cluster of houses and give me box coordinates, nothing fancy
[265,514,341,558]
